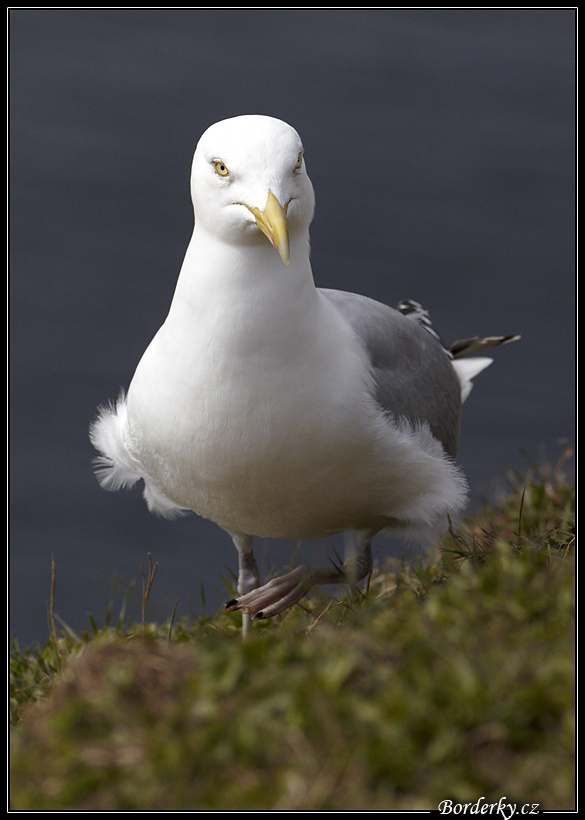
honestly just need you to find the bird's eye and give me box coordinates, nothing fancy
[294,150,303,172]
[214,160,230,177]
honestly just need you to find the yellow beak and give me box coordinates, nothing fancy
[244,191,290,266]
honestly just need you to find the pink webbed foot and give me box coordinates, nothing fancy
[225,564,323,620]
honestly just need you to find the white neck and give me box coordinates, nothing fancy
[166,224,319,351]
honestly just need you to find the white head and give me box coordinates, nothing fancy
[190,115,315,265]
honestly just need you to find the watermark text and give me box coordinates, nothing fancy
[438,797,539,819]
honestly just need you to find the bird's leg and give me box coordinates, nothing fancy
[226,531,374,621]
[342,532,373,591]
[228,532,259,638]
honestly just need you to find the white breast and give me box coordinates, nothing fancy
[123,250,381,536]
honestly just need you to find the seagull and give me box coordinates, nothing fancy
[90,114,518,631]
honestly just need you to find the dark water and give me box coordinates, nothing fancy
[10,9,575,646]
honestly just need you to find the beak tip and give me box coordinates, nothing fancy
[248,191,291,266]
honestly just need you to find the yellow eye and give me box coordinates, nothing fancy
[294,150,303,171]
[214,160,230,177]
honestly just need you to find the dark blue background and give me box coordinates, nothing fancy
[10,9,575,646]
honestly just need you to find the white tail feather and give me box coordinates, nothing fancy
[451,357,494,402]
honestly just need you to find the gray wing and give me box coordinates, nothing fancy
[319,289,462,458]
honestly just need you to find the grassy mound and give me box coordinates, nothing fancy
[10,455,575,810]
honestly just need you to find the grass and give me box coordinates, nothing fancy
[9,451,575,811]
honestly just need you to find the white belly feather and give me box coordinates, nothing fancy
[91,269,466,539]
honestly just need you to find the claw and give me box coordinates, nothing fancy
[225,565,317,619]
[225,535,374,622]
